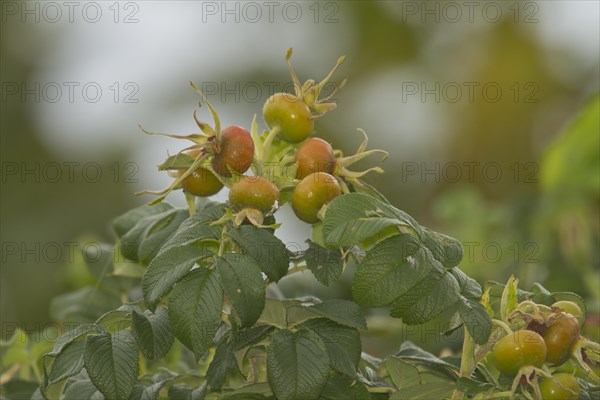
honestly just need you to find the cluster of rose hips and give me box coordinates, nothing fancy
[489,300,599,399]
[140,49,386,226]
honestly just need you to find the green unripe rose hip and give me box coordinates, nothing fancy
[552,301,584,326]
[292,172,341,224]
[492,330,547,375]
[539,373,580,400]
[229,177,280,213]
[263,93,314,143]
[179,149,223,197]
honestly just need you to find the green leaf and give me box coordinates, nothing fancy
[300,318,361,377]
[230,325,274,350]
[322,193,421,247]
[451,268,482,301]
[352,234,420,307]
[383,357,420,389]
[142,216,220,310]
[113,203,172,239]
[457,299,492,345]
[389,382,455,400]
[119,207,178,263]
[227,225,290,282]
[131,307,174,359]
[304,241,343,286]
[500,275,519,321]
[267,329,330,400]
[46,340,86,384]
[388,247,461,324]
[62,380,104,400]
[456,377,496,396]
[42,324,105,390]
[216,253,266,327]
[206,337,239,389]
[83,329,139,400]
[168,268,223,359]
[394,342,458,380]
[308,300,367,330]
[317,374,370,400]
[167,383,207,400]
[138,209,189,265]
[421,227,463,269]
[258,299,320,329]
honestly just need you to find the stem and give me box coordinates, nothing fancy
[478,391,513,399]
[287,264,307,275]
[261,126,281,165]
[493,319,513,335]
[451,326,476,400]
[185,192,196,216]
[218,226,228,257]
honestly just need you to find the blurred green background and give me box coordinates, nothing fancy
[1,0,599,357]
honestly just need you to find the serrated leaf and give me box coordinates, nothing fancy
[62,380,104,400]
[206,338,239,389]
[300,318,361,376]
[267,329,330,400]
[119,208,179,263]
[322,193,421,247]
[304,241,343,286]
[168,268,223,359]
[113,203,172,238]
[142,218,220,310]
[394,341,458,379]
[167,383,207,400]
[383,357,420,389]
[83,330,139,400]
[227,225,290,282]
[421,227,463,269]
[389,382,455,400]
[230,325,274,350]
[132,307,174,359]
[139,209,189,265]
[456,377,496,396]
[451,268,483,301]
[389,252,461,324]
[457,299,493,345]
[318,374,370,400]
[46,340,86,384]
[352,234,420,307]
[258,299,319,329]
[308,300,367,330]
[216,253,265,327]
